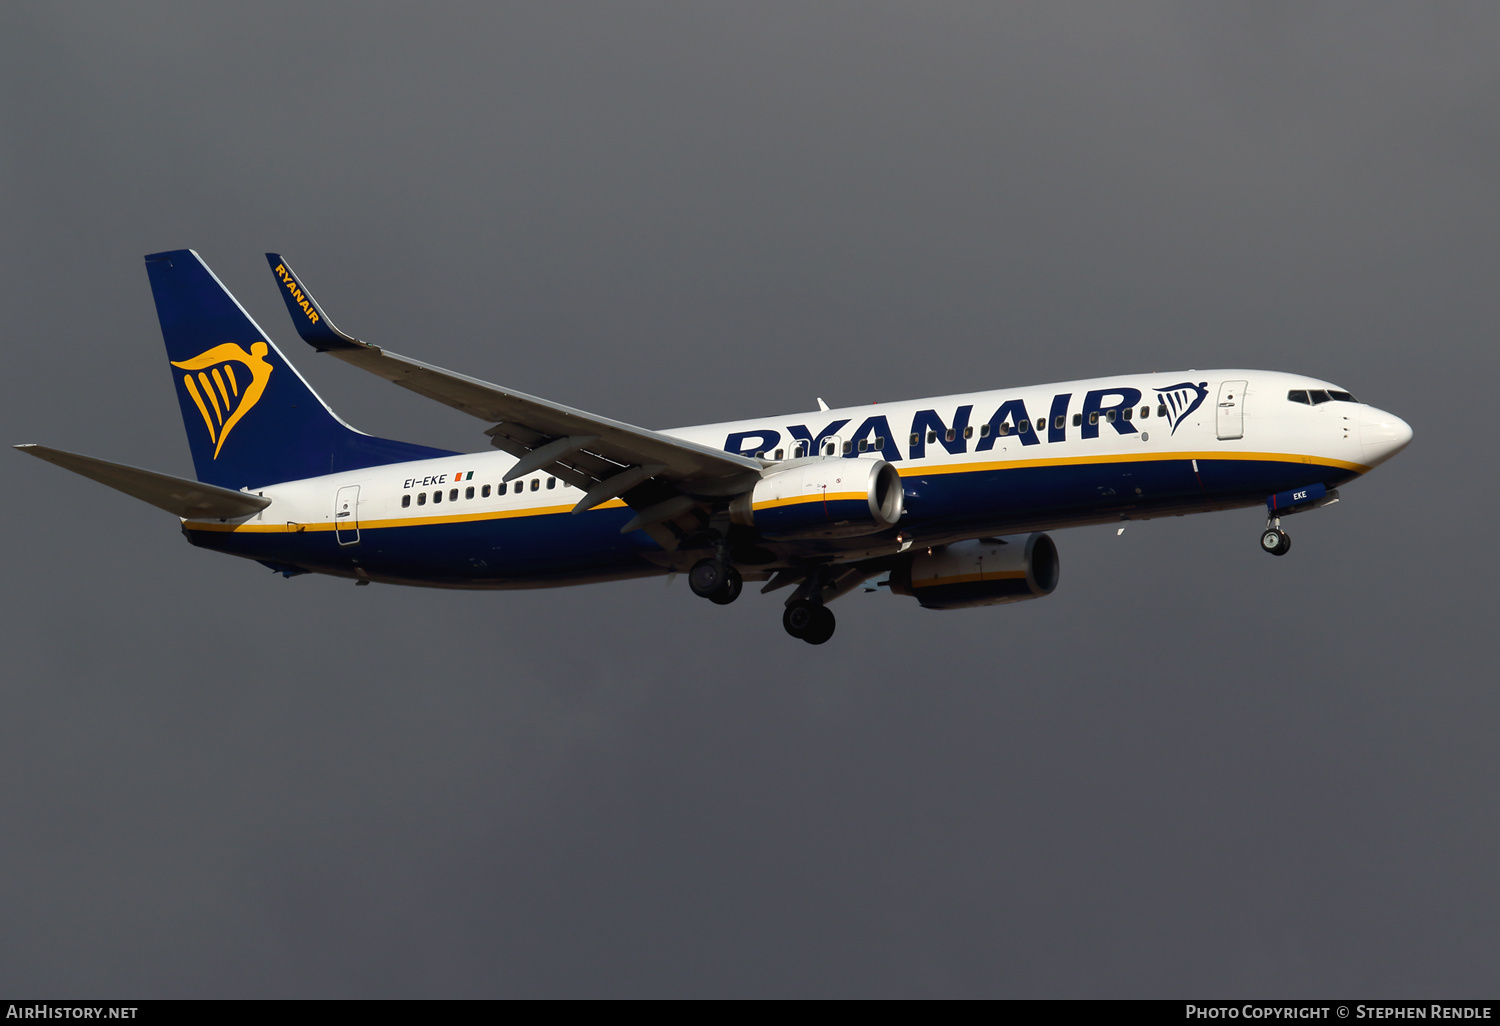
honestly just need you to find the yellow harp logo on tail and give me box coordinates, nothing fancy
[171,341,274,459]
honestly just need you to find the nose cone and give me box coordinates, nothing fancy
[1360,407,1413,467]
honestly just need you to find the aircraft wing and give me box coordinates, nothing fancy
[15,444,272,519]
[266,255,760,527]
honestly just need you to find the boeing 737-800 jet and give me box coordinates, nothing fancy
[17,250,1413,644]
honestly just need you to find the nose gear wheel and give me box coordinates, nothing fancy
[1260,519,1291,557]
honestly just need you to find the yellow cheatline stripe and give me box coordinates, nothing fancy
[224,363,238,396]
[199,372,223,424]
[913,570,1026,587]
[752,490,867,511]
[211,367,232,410]
[182,374,217,443]
[899,449,1369,477]
[184,497,629,533]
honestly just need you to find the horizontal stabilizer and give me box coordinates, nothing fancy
[15,444,272,519]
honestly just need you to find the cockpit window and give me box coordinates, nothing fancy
[1291,388,1359,404]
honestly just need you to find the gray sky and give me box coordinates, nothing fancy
[1,2,1495,997]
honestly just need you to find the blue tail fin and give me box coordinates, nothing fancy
[145,249,456,490]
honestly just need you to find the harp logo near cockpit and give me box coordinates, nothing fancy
[1153,381,1209,435]
[171,341,275,458]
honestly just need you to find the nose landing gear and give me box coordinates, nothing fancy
[1260,518,1291,556]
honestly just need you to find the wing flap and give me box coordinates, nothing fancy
[16,444,272,520]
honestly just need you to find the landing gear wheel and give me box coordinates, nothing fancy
[709,566,743,605]
[801,606,836,645]
[1260,529,1291,556]
[783,600,816,638]
[784,600,835,644]
[689,558,728,598]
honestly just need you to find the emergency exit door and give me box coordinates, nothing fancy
[1216,380,1247,440]
[334,485,360,546]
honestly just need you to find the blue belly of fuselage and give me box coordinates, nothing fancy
[185,454,1357,587]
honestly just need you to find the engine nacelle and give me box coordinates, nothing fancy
[729,458,904,540]
[889,533,1059,609]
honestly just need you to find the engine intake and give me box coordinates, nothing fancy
[730,458,903,540]
[890,533,1059,609]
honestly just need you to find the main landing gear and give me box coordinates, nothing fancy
[783,599,835,645]
[1260,518,1291,557]
[688,551,835,644]
[689,557,742,605]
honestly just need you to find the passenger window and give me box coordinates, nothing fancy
[963,426,973,439]
[1089,412,1099,425]
[875,437,885,448]
[1140,407,1149,419]
[530,478,540,491]
[858,439,868,452]
[774,449,784,460]
[498,482,507,495]
[842,440,852,454]
[927,431,937,444]
[402,494,411,508]
[754,451,764,460]
[547,477,556,489]
[998,422,1011,436]
[1019,419,1030,434]
[796,443,808,457]
[979,423,991,437]
[1072,413,1082,427]
[910,433,920,446]
[944,429,955,442]
[1308,389,1330,404]
[482,484,490,497]
[1123,407,1133,421]
[1156,404,1166,417]
[417,492,426,506]
[449,488,458,501]
[433,490,442,504]
[465,486,475,499]
[1287,390,1310,404]
[1054,416,1064,430]
[824,443,836,455]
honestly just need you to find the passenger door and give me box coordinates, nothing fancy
[1216,380,1247,440]
[334,484,360,546]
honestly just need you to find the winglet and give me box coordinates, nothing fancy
[265,253,369,352]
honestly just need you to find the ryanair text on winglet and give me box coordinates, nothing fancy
[273,263,321,326]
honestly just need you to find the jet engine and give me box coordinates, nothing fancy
[889,533,1059,609]
[729,458,904,540]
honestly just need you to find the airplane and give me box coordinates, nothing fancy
[16,249,1414,644]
